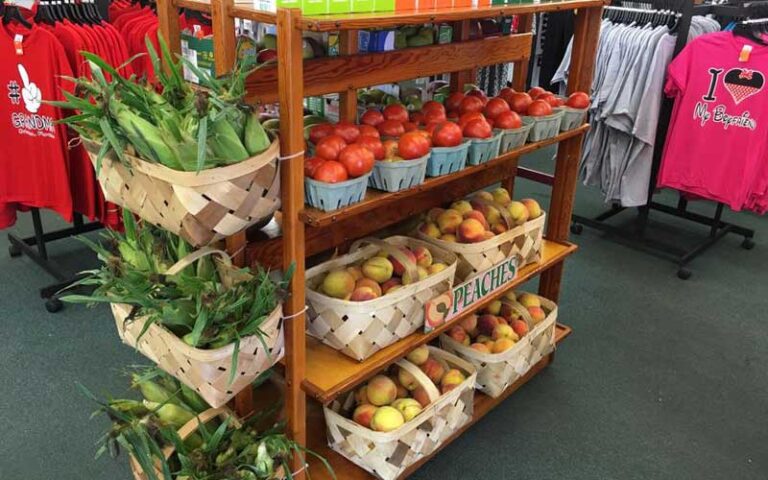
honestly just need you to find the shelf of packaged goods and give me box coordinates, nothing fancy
[301,239,577,404]
[296,0,608,31]
[301,125,588,228]
[303,323,572,480]
[175,0,213,13]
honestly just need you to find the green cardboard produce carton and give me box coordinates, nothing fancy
[302,0,329,15]
[329,0,351,13]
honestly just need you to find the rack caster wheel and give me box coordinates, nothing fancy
[677,268,692,280]
[741,238,755,250]
[8,244,21,257]
[45,298,63,313]
[570,224,584,235]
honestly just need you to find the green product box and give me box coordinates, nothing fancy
[302,0,329,15]
[437,24,453,44]
[352,0,374,12]
[180,33,214,85]
[275,0,298,8]
[327,33,340,56]
[491,0,505,5]
[373,0,394,12]
[306,97,325,116]
[329,0,351,13]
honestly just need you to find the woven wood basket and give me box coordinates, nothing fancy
[112,248,284,408]
[306,236,458,361]
[129,407,287,480]
[82,138,281,248]
[439,293,557,398]
[324,347,476,480]
[417,209,546,280]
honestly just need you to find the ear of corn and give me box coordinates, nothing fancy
[244,110,271,156]
[209,116,250,164]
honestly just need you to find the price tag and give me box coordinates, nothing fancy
[740,44,752,63]
[14,34,23,56]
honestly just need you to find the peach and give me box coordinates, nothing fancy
[457,218,486,243]
[321,270,356,299]
[511,319,529,337]
[420,357,446,385]
[406,345,430,366]
[353,404,378,428]
[391,398,422,422]
[463,209,489,230]
[396,383,409,399]
[402,266,429,285]
[362,256,394,283]
[483,205,501,225]
[495,315,509,326]
[508,201,529,225]
[472,191,494,203]
[436,209,463,234]
[499,302,518,321]
[346,266,364,281]
[366,375,398,406]
[419,222,441,238]
[371,406,405,432]
[476,335,492,344]
[355,386,369,405]
[491,222,508,235]
[428,263,448,275]
[439,233,457,243]
[381,278,402,294]
[389,247,417,276]
[477,314,500,337]
[426,207,445,223]
[518,293,541,308]
[491,187,512,206]
[503,290,517,302]
[486,300,502,316]
[356,278,382,297]
[492,338,516,353]
[412,386,430,408]
[350,286,379,302]
[528,306,547,324]
[448,325,470,345]
[449,200,473,215]
[492,324,518,341]
[413,246,433,268]
[483,340,496,350]
[440,369,466,394]
[470,343,491,353]
[398,367,419,391]
[388,285,403,294]
[521,198,542,219]
[483,231,495,241]
[459,314,478,337]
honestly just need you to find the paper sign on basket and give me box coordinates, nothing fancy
[423,256,518,333]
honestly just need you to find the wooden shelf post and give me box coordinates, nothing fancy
[277,8,308,479]
[156,0,181,73]
[339,30,360,123]
[212,0,237,76]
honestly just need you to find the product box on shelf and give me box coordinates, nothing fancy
[374,0,396,11]
[275,0,300,9]
[352,0,375,10]
[395,0,416,11]
[302,0,329,15]
[329,0,352,13]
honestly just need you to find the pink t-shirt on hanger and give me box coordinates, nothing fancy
[658,31,768,211]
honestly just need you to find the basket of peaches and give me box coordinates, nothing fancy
[323,345,476,480]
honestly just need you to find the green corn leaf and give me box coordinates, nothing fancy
[186,308,208,347]
[144,36,169,87]
[196,115,207,173]
[99,117,125,163]
[228,337,241,386]
[95,140,110,175]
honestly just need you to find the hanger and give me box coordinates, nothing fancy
[34,0,56,25]
[2,1,33,28]
[734,17,768,45]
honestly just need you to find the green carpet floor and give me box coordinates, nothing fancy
[2,148,767,480]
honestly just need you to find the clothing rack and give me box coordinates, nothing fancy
[568,0,757,280]
[8,210,102,312]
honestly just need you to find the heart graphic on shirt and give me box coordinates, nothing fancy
[723,68,764,104]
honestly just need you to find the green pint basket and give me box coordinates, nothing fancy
[525,109,565,142]
[467,131,503,166]
[369,153,429,192]
[426,140,470,177]
[497,117,535,153]
[305,173,371,212]
[560,106,588,131]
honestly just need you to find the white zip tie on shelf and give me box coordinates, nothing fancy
[282,305,309,320]
[278,150,305,161]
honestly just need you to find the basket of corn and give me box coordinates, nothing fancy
[82,368,331,480]
[64,213,290,408]
[56,37,280,247]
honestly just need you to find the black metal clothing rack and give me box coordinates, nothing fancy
[7,209,102,312]
[571,0,758,280]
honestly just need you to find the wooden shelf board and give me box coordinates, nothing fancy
[298,0,608,31]
[301,125,588,228]
[174,0,212,13]
[230,3,279,23]
[304,323,572,480]
[302,239,577,404]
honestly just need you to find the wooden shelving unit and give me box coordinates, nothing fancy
[156,1,603,477]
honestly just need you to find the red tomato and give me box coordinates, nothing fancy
[508,92,533,114]
[304,156,326,178]
[498,87,516,104]
[463,118,492,139]
[313,160,349,183]
[414,129,431,141]
[355,135,385,160]
[541,94,560,108]
[315,134,347,161]
[432,121,463,147]
[459,112,486,130]
[555,97,566,107]
[357,124,381,138]
[423,109,447,125]
[483,97,511,119]
[445,92,466,112]
[459,96,485,115]
[383,104,409,123]
[425,122,441,136]
[382,139,399,159]
[487,118,495,129]
[309,123,335,145]
[422,101,446,115]
[360,109,385,127]
[402,121,418,132]
[494,111,522,129]
[566,91,590,109]
[527,99,553,117]
[338,144,375,177]
[378,120,406,137]
[528,86,546,99]
[410,111,425,125]
[398,131,431,160]
[333,122,360,144]
[466,89,488,104]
